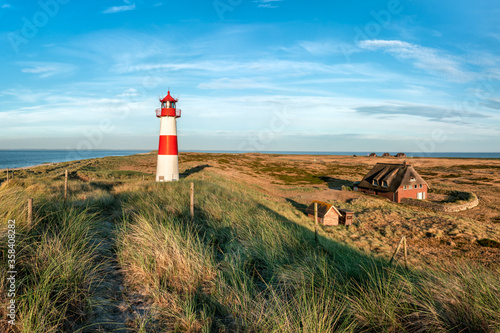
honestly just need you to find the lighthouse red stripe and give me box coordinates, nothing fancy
[158,135,178,155]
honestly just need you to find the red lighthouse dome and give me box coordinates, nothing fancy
[160,90,178,103]
[156,91,181,118]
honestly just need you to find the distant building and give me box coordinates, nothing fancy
[382,153,391,157]
[305,200,354,226]
[369,153,377,157]
[396,153,406,158]
[356,161,429,203]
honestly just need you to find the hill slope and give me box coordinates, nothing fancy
[1,152,499,332]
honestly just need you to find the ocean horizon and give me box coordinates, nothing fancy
[188,151,500,159]
[1,149,499,170]
[0,150,150,170]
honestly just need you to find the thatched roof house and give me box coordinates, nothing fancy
[382,153,391,157]
[396,153,406,157]
[355,161,429,203]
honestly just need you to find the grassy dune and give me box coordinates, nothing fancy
[1,153,499,332]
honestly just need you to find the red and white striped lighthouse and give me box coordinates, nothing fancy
[155,90,181,182]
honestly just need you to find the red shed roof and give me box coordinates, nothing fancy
[160,91,178,103]
[305,200,342,218]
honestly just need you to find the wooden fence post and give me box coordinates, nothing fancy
[190,182,194,220]
[64,169,68,200]
[28,198,33,225]
[6,168,9,185]
[314,202,318,244]
[389,236,405,266]
[403,237,408,269]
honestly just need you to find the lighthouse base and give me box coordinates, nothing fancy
[156,155,179,182]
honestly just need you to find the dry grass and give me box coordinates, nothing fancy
[1,152,499,332]
[0,192,102,332]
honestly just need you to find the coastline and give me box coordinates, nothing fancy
[0,163,55,172]
[0,150,152,171]
[2,151,500,172]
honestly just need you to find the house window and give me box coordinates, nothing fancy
[373,179,378,186]
[408,185,412,189]
[382,181,388,187]
[419,184,423,188]
[410,177,416,182]
[403,185,407,190]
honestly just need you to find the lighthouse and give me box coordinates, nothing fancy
[155,90,181,182]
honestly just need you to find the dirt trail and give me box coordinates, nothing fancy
[86,217,129,332]
[79,189,155,332]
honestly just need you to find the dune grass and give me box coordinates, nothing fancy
[115,178,500,332]
[0,182,103,332]
[1,159,499,332]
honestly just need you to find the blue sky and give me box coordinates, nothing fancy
[1,0,499,153]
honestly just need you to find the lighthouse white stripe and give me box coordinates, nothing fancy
[156,155,179,181]
[159,117,177,136]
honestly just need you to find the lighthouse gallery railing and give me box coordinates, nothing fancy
[156,108,181,117]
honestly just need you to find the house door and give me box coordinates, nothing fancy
[417,192,423,200]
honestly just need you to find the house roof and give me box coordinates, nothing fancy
[357,162,429,192]
[305,200,342,218]
[160,91,178,103]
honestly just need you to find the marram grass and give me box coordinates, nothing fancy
[115,179,500,332]
[1,169,499,332]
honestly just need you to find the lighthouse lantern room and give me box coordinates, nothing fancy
[155,90,181,182]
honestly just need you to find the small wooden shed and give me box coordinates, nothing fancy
[338,209,354,226]
[305,200,342,226]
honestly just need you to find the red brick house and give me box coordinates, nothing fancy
[355,161,429,203]
[305,201,355,226]
[305,200,342,226]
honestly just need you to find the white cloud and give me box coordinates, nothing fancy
[117,88,140,97]
[102,3,135,14]
[359,39,473,82]
[19,62,77,78]
[298,40,362,57]
[1,89,50,103]
[113,59,378,78]
[254,0,282,8]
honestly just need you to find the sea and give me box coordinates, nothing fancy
[0,150,499,170]
[0,150,150,170]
